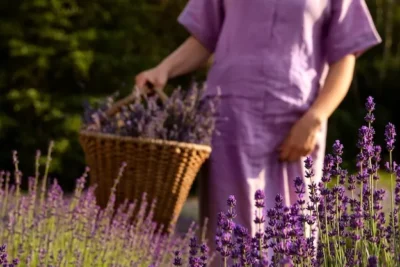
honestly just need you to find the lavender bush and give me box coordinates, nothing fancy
[82,84,220,146]
[0,146,206,266]
[174,96,400,267]
[4,96,399,266]
[0,244,19,266]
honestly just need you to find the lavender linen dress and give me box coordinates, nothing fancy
[178,0,381,258]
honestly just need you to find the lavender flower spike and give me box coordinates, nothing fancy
[365,96,375,113]
[227,195,237,208]
[365,96,376,123]
[173,251,183,266]
[385,123,396,152]
[367,255,378,267]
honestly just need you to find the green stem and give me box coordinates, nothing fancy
[335,166,342,264]
[360,180,364,265]
[367,122,377,251]
[39,141,54,209]
[324,195,331,264]
[390,151,396,251]
[359,157,365,265]
[256,207,263,259]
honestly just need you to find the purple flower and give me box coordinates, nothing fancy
[322,154,334,183]
[294,176,306,206]
[200,244,209,256]
[83,85,219,145]
[188,256,202,267]
[234,224,249,240]
[304,157,315,178]
[332,140,344,156]
[365,113,376,124]
[227,195,237,208]
[254,211,266,224]
[385,123,396,151]
[0,245,18,266]
[255,190,265,208]
[364,97,376,123]
[358,126,374,150]
[189,237,199,256]
[255,190,265,201]
[365,96,375,113]
[385,161,398,173]
[367,255,378,267]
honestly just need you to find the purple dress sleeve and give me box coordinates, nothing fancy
[324,0,382,65]
[178,0,224,53]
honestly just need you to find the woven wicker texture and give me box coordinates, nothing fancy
[79,130,211,230]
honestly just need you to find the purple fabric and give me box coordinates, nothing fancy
[178,0,224,53]
[200,95,326,264]
[324,0,381,64]
[179,0,381,108]
[178,0,381,264]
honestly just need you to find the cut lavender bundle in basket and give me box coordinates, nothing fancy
[82,84,220,146]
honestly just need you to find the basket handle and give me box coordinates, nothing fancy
[105,82,168,117]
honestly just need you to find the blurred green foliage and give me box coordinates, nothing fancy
[0,0,196,190]
[0,0,399,192]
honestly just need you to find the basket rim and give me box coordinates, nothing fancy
[79,130,212,152]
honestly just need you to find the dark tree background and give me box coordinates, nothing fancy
[0,0,398,192]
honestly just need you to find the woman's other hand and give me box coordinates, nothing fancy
[277,55,356,162]
[278,111,323,162]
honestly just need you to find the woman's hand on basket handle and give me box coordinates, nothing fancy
[135,67,168,95]
[135,36,212,94]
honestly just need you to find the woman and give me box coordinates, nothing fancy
[135,0,381,261]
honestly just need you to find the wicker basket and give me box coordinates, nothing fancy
[79,89,212,230]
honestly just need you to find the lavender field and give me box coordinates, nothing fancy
[1,96,400,266]
[177,172,394,235]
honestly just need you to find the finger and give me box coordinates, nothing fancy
[288,149,302,162]
[145,81,155,89]
[145,85,156,97]
[142,79,157,95]
[278,136,289,152]
[279,144,291,161]
[147,81,164,97]
[278,134,292,158]
[152,79,167,92]
[298,146,310,157]
[302,148,312,157]
[135,74,147,88]
[302,139,317,156]
[138,86,149,96]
